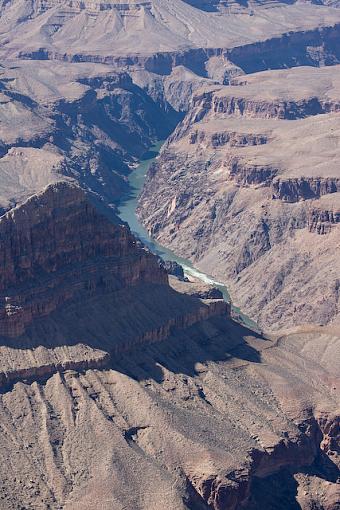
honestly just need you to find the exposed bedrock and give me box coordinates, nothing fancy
[230,161,278,187]
[19,47,221,78]
[130,65,218,113]
[0,2,339,509]
[139,145,340,330]
[0,181,165,336]
[0,320,338,510]
[168,64,340,152]
[272,177,340,202]
[13,20,340,80]
[0,174,337,510]
[308,205,340,234]
[224,22,340,74]
[189,129,268,148]
[195,414,329,510]
[170,74,340,145]
[0,181,228,387]
[0,61,180,207]
[138,66,340,330]
[50,75,179,201]
[169,96,340,146]
[196,92,340,121]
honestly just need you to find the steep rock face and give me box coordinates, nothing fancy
[272,177,340,202]
[2,0,340,71]
[223,22,340,73]
[131,65,218,113]
[138,66,340,331]
[139,144,340,331]
[0,181,167,337]
[170,64,340,142]
[194,90,340,121]
[0,167,337,510]
[189,129,268,148]
[0,320,338,510]
[0,181,228,389]
[0,3,339,509]
[308,196,340,234]
[0,60,180,206]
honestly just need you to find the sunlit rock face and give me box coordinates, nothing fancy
[138,65,340,332]
[0,185,338,510]
[2,0,340,63]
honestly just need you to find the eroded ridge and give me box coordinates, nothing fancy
[0,181,227,387]
[0,320,338,509]
[138,65,340,331]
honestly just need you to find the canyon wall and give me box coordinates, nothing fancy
[0,181,228,387]
[0,158,336,510]
[0,61,180,209]
[0,181,166,336]
[0,314,338,510]
[138,66,340,331]
[0,1,339,509]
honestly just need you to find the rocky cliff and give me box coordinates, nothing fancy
[272,177,340,202]
[0,168,337,510]
[0,315,338,510]
[0,181,228,387]
[2,0,340,69]
[0,60,180,209]
[170,64,340,142]
[0,181,166,336]
[307,195,340,234]
[0,1,339,508]
[138,66,340,331]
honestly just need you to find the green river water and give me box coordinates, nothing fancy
[117,141,259,332]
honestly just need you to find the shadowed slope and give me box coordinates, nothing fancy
[0,181,337,510]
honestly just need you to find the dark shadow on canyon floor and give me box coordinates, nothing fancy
[245,468,301,510]
[0,283,264,389]
[244,452,340,510]
[109,312,264,383]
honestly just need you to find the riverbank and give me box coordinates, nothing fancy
[117,141,259,332]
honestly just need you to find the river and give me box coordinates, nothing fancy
[117,141,259,331]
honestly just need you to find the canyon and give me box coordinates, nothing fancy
[0,180,338,510]
[139,65,340,331]
[0,0,339,509]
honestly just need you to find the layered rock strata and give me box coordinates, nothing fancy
[0,2,339,508]
[0,181,227,388]
[0,60,180,207]
[2,0,340,71]
[0,175,337,510]
[138,66,340,331]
